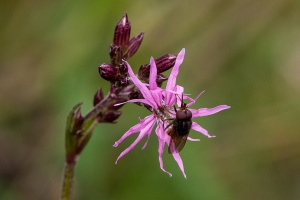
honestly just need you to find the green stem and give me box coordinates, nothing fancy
[61,159,76,200]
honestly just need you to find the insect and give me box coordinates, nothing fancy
[166,95,192,154]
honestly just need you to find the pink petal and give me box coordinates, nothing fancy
[114,115,156,163]
[164,90,176,106]
[176,85,184,94]
[141,132,151,150]
[126,99,153,106]
[187,137,200,142]
[141,121,156,149]
[156,125,172,177]
[151,89,163,107]
[191,105,231,117]
[175,85,184,107]
[165,48,185,105]
[172,152,187,179]
[191,121,215,138]
[113,122,142,147]
[149,57,157,90]
[156,124,186,178]
[166,48,185,91]
[125,61,157,108]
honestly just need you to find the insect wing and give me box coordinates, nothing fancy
[168,132,188,154]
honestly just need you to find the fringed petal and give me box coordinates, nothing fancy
[192,105,231,117]
[125,61,157,108]
[156,125,172,177]
[191,121,215,138]
[172,152,187,179]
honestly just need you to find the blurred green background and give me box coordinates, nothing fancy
[1,0,300,199]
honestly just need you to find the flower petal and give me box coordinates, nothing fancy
[156,125,172,177]
[165,48,185,105]
[163,90,176,107]
[151,89,163,107]
[126,99,153,106]
[113,122,142,147]
[149,57,157,90]
[175,85,184,107]
[187,137,200,142]
[172,152,187,179]
[166,48,185,91]
[125,61,157,108]
[191,121,215,138]
[191,105,231,117]
[114,115,156,163]
[141,120,156,149]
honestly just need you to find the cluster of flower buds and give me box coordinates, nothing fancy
[96,13,179,116]
[98,14,177,89]
[98,13,144,87]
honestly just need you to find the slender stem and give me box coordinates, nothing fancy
[61,159,76,200]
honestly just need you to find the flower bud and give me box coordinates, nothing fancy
[156,54,176,73]
[101,111,122,123]
[65,102,84,162]
[125,32,144,59]
[138,54,176,77]
[98,64,119,81]
[93,88,104,106]
[67,103,84,136]
[113,13,131,49]
[109,45,122,65]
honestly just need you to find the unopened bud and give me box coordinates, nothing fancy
[93,88,104,106]
[125,32,144,59]
[156,54,176,73]
[71,103,84,135]
[102,111,122,123]
[109,45,122,65]
[98,64,119,81]
[138,54,176,77]
[113,13,131,49]
[65,102,84,160]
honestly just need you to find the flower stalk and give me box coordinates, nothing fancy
[61,160,76,200]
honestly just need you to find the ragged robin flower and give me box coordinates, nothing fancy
[113,48,230,178]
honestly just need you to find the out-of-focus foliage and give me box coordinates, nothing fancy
[1,0,300,199]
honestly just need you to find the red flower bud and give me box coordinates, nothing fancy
[113,13,131,50]
[98,64,119,81]
[125,32,144,59]
[93,88,104,106]
[102,111,122,123]
[138,54,176,77]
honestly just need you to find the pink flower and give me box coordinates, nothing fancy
[114,48,230,178]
